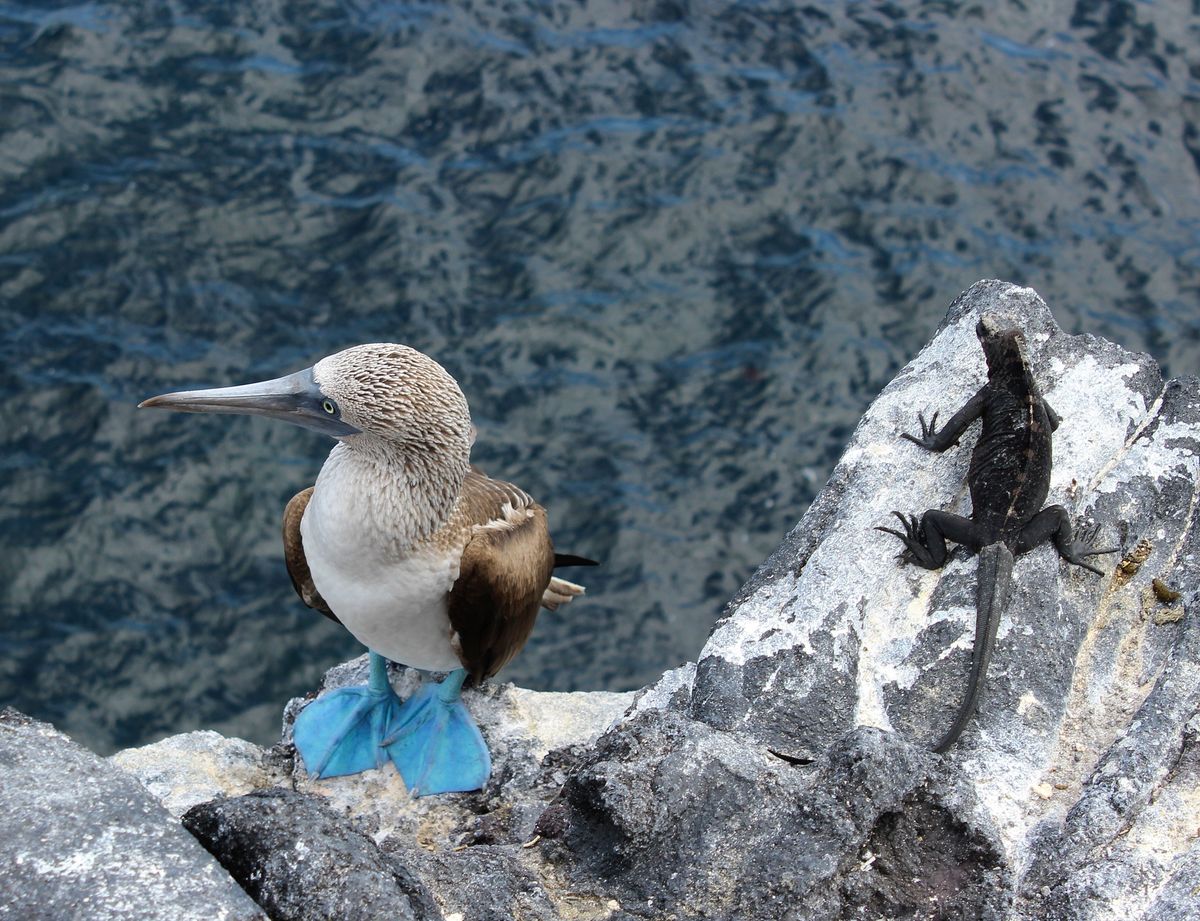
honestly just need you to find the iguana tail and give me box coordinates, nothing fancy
[933,542,1014,754]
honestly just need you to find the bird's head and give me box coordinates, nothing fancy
[312,344,473,457]
[140,343,474,464]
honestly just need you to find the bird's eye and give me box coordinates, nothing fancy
[322,399,336,415]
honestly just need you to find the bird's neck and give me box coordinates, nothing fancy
[317,437,468,551]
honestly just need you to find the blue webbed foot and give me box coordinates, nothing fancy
[293,651,404,779]
[382,669,491,796]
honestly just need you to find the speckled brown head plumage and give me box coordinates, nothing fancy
[313,344,473,458]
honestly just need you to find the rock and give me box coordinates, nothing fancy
[553,708,1009,920]
[108,730,289,818]
[110,670,634,920]
[552,280,1200,919]
[684,280,1169,762]
[280,655,634,846]
[0,708,265,921]
[93,279,1197,921]
[401,845,564,921]
[183,789,440,921]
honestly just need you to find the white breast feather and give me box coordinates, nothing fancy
[300,463,465,671]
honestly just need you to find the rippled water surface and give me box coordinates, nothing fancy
[2,0,1198,754]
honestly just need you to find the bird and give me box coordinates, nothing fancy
[140,343,595,795]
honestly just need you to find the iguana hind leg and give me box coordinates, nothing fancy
[877,509,980,570]
[1015,505,1117,576]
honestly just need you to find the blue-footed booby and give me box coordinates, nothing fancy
[140,344,594,795]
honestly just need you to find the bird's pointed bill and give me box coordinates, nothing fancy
[139,367,360,437]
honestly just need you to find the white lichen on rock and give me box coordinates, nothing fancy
[109,731,282,818]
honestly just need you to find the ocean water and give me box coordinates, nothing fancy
[1,0,1197,755]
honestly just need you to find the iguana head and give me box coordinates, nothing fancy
[976,315,1027,377]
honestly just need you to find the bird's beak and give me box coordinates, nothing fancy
[139,367,361,438]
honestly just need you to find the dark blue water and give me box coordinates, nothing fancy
[2,0,1198,755]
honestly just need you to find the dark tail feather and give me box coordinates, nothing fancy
[554,553,599,568]
[933,542,1013,754]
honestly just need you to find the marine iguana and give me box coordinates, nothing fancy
[877,316,1115,754]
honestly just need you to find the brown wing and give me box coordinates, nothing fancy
[282,487,339,624]
[446,470,555,685]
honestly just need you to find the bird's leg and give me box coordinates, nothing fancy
[367,649,391,694]
[292,650,406,779]
[381,668,490,797]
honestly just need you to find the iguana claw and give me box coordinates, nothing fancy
[900,410,943,450]
[1063,521,1118,576]
[875,511,938,568]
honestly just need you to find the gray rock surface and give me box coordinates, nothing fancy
[113,672,636,920]
[109,729,290,817]
[183,789,440,921]
[34,279,1198,920]
[0,708,265,921]
[552,709,1010,920]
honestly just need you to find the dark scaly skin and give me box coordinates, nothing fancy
[878,317,1116,753]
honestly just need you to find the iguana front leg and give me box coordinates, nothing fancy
[901,388,988,453]
[1044,401,1062,432]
